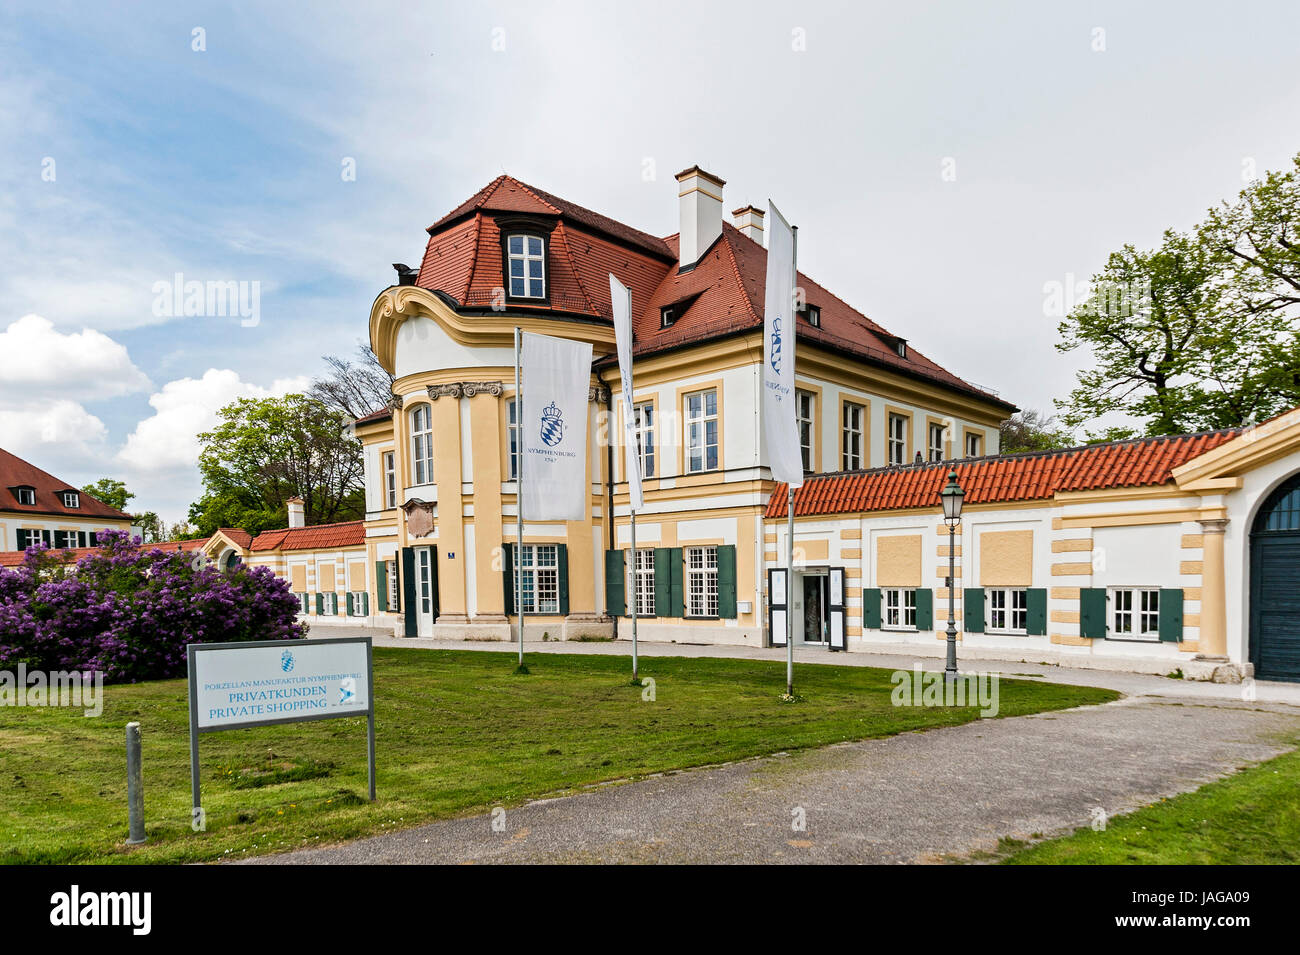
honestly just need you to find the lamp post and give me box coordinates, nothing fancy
[940,470,965,682]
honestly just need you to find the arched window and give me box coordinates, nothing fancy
[410,404,433,485]
[1254,473,1300,534]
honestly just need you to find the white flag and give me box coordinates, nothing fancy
[609,273,644,512]
[520,331,595,520]
[762,201,803,488]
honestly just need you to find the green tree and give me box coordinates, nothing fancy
[81,478,134,513]
[1057,153,1300,438]
[999,409,1074,454]
[188,394,364,537]
[133,510,166,543]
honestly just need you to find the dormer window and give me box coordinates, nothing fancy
[895,338,908,358]
[803,305,821,327]
[660,305,676,328]
[14,486,35,506]
[61,491,80,508]
[507,234,546,299]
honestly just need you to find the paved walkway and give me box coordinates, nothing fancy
[242,628,1300,864]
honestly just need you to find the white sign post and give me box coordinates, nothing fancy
[187,637,375,822]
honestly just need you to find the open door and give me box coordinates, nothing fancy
[768,568,788,647]
[828,567,846,651]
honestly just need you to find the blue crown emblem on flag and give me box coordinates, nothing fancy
[770,316,783,373]
[539,401,565,447]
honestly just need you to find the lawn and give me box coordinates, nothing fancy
[1002,742,1300,864]
[0,648,1116,864]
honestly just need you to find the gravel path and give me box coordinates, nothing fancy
[242,691,1300,865]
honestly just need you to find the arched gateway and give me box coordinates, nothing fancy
[1250,472,1300,682]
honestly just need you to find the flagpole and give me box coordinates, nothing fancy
[514,326,525,668]
[630,507,638,682]
[786,225,798,697]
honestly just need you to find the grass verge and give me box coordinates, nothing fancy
[0,648,1115,864]
[1002,741,1300,864]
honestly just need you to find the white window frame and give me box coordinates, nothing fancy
[842,401,864,471]
[386,559,400,611]
[685,389,719,474]
[16,487,35,506]
[632,401,655,479]
[987,587,1028,635]
[507,234,546,299]
[514,544,560,615]
[685,546,719,618]
[410,404,434,485]
[1110,587,1160,641]
[418,548,433,615]
[323,592,338,616]
[882,587,917,631]
[887,413,908,466]
[62,491,80,508]
[383,451,397,508]
[299,593,311,615]
[965,432,983,458]
[626,547,656,617]
[796,390,815,473]
[350,591,367,616]
[928,422,947,462]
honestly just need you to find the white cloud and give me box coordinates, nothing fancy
[0,314,151,401]
[118,368,311,471]
[0,399,111,478]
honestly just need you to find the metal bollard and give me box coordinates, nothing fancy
[126,721,146,845]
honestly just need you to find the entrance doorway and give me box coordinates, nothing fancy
[801,573,828,644]
[1250,473,1300,682]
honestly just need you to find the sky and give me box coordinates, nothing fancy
[2,0,1299,525]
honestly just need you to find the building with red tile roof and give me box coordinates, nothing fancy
[0,447,135,554]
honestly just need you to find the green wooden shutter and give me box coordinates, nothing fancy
[654,548,673,616]
[1079,588,1107,639]
[401,547,418,637]
[863,588,882,629]
[717,545,737,618]
[669,547,684,618]
[1158,589,1184,642]
[361,592,369,616]
[315,592,323,615]
[376,561,388,612]
[1026,588,1047,636]
[557,543,570,616]
[502,542,515,616]
[346,592,354,616]
[914,588,933,631]
[964,588,985,633]
[605,549,626,618]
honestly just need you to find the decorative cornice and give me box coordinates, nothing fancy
[588,384,610,402]
[388,393,404,411]
[427,383,463,400]
[1199,518,1229,534]
[427,380,504,400]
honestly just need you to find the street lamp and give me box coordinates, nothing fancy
[940,470,965,682]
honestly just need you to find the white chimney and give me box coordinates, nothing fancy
[287,497,305,529]
[675,165,725,269]
[732,205,765,245]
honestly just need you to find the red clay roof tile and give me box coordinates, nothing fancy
[249,521,365,552]
[766,429,1240,519]
[0,447,133,521]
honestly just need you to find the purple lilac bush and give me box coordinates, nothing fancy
[0,530,305,683]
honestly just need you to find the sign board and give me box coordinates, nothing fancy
[191,638,370,730]
[187,638,375,819]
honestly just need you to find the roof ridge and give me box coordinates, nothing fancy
[718,225,761,323]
